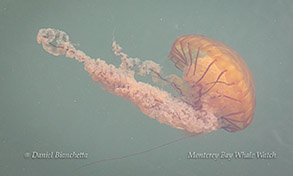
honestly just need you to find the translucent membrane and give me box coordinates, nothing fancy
[37,28,221,134]
[169,35,256,132]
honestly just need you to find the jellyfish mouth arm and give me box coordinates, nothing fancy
[37,28,221,134]
[91,63,221,133]
[149,69,184,96]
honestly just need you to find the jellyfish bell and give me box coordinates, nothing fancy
[168,35,256,132]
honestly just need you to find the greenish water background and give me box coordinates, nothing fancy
[0,0,292,175]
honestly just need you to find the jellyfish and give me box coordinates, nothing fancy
[37,28,255,165]
[37,28,255,134]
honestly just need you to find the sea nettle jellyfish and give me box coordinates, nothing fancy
[37,28,255,164]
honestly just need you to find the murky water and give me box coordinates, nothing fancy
[0,0,292,176]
